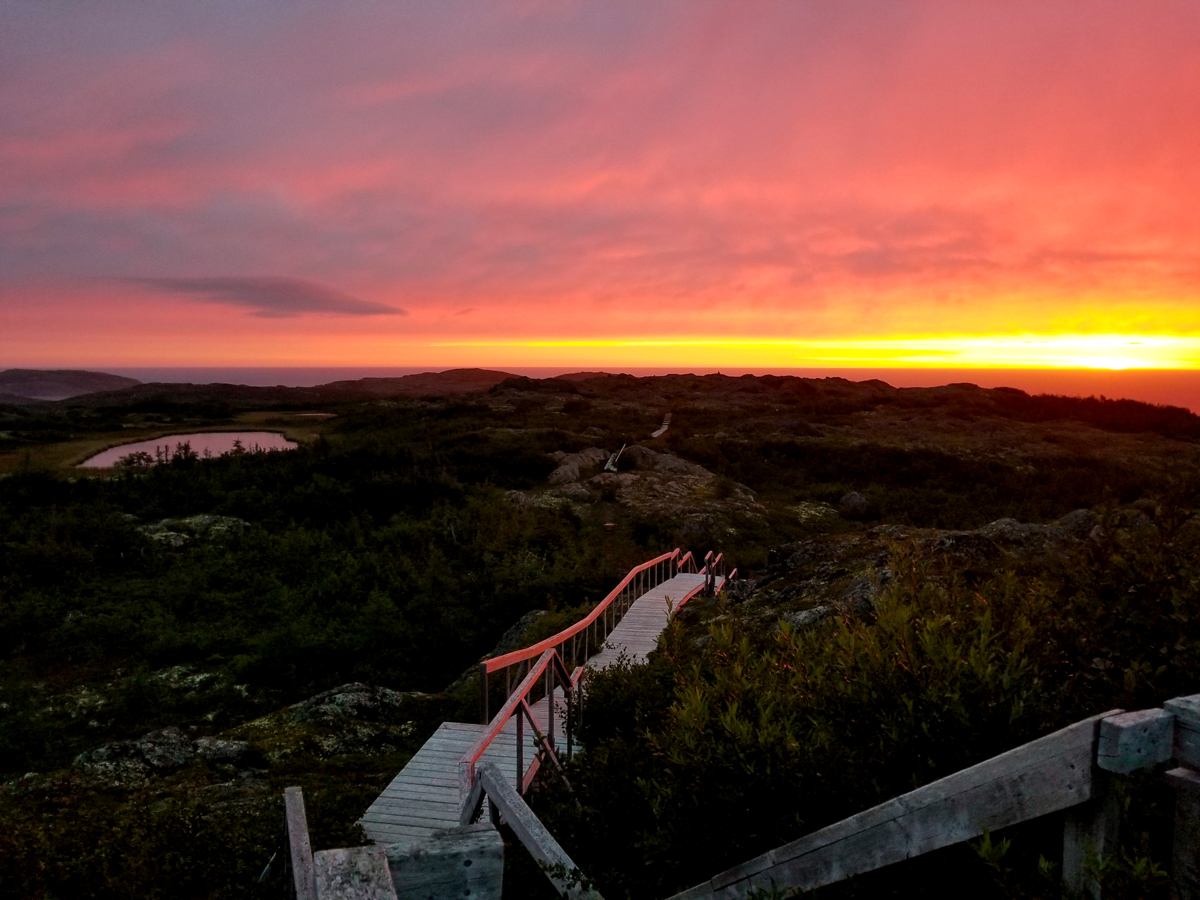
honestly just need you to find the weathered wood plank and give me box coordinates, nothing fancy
[1166,696,1200,770]
[479,762,603,900]
[671,713,1114,899]
[285,786,318,900]
[1167,767,1200,900]
[313,845,398,900]
[386,824,504,900]
[1097,708,1175,773]
[1063,771,1118,900]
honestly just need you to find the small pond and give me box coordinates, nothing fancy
[80,432,297,468]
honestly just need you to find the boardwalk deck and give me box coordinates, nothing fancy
[359,570,721,847]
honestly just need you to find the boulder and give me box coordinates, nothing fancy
[290,684,417,723]
[839,573,888,614]
[557,483,592,502]
[75,725,196,777]
[194,736,252,764]
[547,447,610,484]
[1057,509,1098,539]
[838,492,871,519]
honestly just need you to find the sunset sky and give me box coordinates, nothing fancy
[3,1,1200,372]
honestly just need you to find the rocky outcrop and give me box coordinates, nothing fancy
[138,514,249,546]
[548,448,609,484]
[74,726,252,782]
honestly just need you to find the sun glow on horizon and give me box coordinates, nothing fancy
[429,334,1200,371]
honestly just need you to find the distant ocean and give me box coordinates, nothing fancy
[102,366,1200,414]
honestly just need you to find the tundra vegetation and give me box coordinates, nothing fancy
[0,372,1198,899]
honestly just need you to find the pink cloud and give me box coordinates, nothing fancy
[2,1,1200,364]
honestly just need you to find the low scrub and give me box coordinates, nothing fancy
[540,505,1200,898]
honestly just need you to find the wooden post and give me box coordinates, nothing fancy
[566,683,574,759]
[546,664,555,753]
[1063,771,1118,899]
[479,662,489,725]
[1166,767,1200,900]
[284,787,317,900]
[516,707,524,795]
[1167,696,1200,769]
[478,763,604,900]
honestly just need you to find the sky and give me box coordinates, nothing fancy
[3,1,1200,372]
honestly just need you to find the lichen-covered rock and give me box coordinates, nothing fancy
[556,483,592,502]
[75,726,196,779]
[547,448,610,484]
[290,684,417,722]
[139,515,248,543]
[194,736,252,764]
[1057,508,1098,538]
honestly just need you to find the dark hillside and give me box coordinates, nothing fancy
[0,369,140,400]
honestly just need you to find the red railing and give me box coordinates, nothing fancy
[463,549,731,805]
[460,647,578,809]
[478,548,691,723]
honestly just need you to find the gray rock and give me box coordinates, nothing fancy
[838,492,871,519]
[75,725,196,775]
[139,514,248,543]
[504,490,534,509]
[290,684,418,723]
[547,447,610,484]
[178,514,247,538]
[783,605,836,629]
[621,445,707,476]
[839,574,887,615]
[557,483,592,502]
[588,472,639,490]
[146,530,189,547]
[137,726,197,771]
[195,736,252,764]
[1057,509,1098,539]
[978,518,1066,544]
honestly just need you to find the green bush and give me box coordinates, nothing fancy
[539,511,1200,898]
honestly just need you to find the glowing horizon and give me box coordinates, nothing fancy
[431,334,1200,371]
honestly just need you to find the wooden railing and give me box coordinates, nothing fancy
[701,552,726,595]
[670,695,1200,900]
[478,548,693,723]
[466,761,604,900]
[461,647,579,806]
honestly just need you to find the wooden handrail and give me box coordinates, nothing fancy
[462,648,577,796]
[669,699,1200,899]
[474,762,605,900]
[479,550,690,722]
[484,550,680,674]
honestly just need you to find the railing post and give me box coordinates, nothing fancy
[566,683,574,759]
[284,787,317,900]
[1165,767,1200,900]
[546,663,555,754]
[479,662,489,725]
[516,707,524,795]
[1063,771,1118,899]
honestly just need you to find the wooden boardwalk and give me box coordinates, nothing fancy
[359,571,719,847]
[586,572,707,669]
